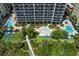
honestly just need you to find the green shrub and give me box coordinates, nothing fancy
[26,26,39,39]
[51,29,68,39]
[0,29,4,39]
[31,39,77,56]
[63,41,77,56]
[74,33,79,48]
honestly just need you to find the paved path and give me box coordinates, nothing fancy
[26,35,35,56]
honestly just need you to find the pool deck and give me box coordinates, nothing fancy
[35,26,53,36]
[63,19,78,35]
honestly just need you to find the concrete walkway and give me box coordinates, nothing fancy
[26,35,35,56]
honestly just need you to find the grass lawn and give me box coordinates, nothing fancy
[2,32,22,43]
[36,36,75,43]
[35,36,52,43]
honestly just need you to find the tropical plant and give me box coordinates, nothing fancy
[32,38,77,56]
[21,26,27,40]
[74,33,79,48]
[0,29,4,39]
[26,26,39,39]
[63,41,77,56]
[10,26,14,31]
[0,40,30,56]
[51,29,68,39]
[60,23,64,27]
[48,25,54,29]
[70,15,77,26]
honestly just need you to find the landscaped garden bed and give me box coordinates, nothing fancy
[2,32,22,43]
[0,22,79,56]
[31,36,77,56]
[0,28,30,56]
[0,39,30,56]
[24,23,78,56]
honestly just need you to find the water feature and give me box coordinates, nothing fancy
[39,26,52,36]
[5,18,14,28]
[43,36,50,38]
[66,26,73,33]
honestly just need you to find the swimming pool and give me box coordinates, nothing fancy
[39,26,52,36]
[40,27,51,33]
[66,26,73,33]
[43,36,50,38]
[5,18,14,28]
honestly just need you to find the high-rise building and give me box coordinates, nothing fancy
[0,4,7,17]
[71,3,79,25]
[0,4,7,27]
[0,3,12,27]
[3,3,13,15]
[65,3,75,16]
[12,3,66,25]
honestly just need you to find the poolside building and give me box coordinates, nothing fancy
[12,3,66,26]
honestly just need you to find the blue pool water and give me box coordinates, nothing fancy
[43,36,50,38]
[5,18,14,28]
[66,26,73,33]
[3,30,16,32]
